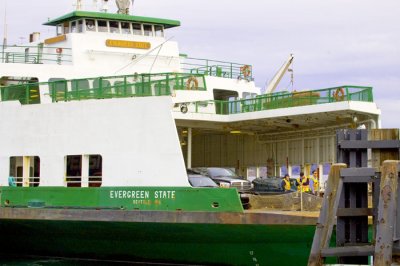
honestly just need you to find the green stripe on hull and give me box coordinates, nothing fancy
[0,219,317,266]
[0,187,243,212]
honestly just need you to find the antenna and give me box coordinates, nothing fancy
[93,0,98,10]
[2,0,7,63]
[77,0,82,10]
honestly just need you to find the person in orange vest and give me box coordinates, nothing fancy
[309,170,319,196]
[281,174,291,192]
[297,172,310,192]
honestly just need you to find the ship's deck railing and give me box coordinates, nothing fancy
[181,56,253,80]
[181,86,373,115]
[0,72,207,104]
[1,45,72,65]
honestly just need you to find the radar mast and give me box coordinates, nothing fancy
[116,0,132,14]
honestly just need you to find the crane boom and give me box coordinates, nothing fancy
[264,54,294,94]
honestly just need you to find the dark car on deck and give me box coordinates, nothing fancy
[252,177,298,194]
[189,167,252,208]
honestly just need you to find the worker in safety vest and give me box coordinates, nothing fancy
[309,170,319,196]
[281,174,291,192]
[297,172,310,192]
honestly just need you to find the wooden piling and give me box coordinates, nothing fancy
[308,163,347,266]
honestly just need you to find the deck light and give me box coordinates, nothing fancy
[230,130,241,134]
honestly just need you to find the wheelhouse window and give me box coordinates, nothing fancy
[98,20,108,32]
[77,20,84,32]
[56,24,63,35]
[71,21,77,33]
[154,25,164,37]
[121,22,131,34]
[85,19,96,31]
[109,21,120,33]
[9,156,40,187]
[63,22,70,34]
[132,23,142,35]
[65,155,102,187]
[143,24,153,36]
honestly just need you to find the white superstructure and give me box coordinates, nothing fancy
[0,1,381,192]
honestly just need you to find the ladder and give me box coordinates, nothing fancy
[308,129,400,265]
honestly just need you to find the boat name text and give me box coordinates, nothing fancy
[110,190,176,199]
[44,35,67,45]
[106,39,151,49]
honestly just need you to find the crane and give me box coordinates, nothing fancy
[264,54,294,94]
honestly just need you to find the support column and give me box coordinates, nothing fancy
[22,156,31,187]
[82,155,89,187]
[187,127,192,169]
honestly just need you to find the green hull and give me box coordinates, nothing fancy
[0,187,319,265]
[0,219,315,266]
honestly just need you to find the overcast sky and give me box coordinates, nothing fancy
[2,0,400,128]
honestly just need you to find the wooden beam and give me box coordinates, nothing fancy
[308,163,347,266]
[374,160,400,265]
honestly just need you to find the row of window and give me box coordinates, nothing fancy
[57,19,164,37]
[8,155,102,188]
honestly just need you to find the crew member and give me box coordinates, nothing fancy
[297,172,310,192]
[281,174,291,192]
[309,170,319,196]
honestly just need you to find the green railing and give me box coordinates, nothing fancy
[0,73,207,104]
[1,45,72,64]
[181,56,253,80]
[183,86,373,115]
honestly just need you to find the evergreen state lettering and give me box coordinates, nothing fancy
[109,190,176,200]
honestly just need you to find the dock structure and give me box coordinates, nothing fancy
[308,129,400,265]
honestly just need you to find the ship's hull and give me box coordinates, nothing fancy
[0,215,316,266]
[0,187,319,265]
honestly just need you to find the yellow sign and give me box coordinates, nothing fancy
[106,39,151,50]
[44,35,67,45]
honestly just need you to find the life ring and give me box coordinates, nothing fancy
[56,48,63,54]
[87,23,95,30]
[240,65,251,78]
[186,76,199,90]
[333,88,345,101]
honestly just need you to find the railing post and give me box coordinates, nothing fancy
[166,73,170,95]
[99,77,103,98]
[124,76,127,96]
[25,84,29,104]
[346,86,350,101]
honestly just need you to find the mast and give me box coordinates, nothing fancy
[2,0,7,63]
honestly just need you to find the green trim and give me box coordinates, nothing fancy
[44,11,181,29]
[0,186,244,212]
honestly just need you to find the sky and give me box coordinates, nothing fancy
[2,0,400,128]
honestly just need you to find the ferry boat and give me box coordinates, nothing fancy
[0,1,381,265]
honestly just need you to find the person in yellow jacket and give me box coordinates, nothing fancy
[281,174,291,192]
[309,170,319,196]
[297,172,310,192]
